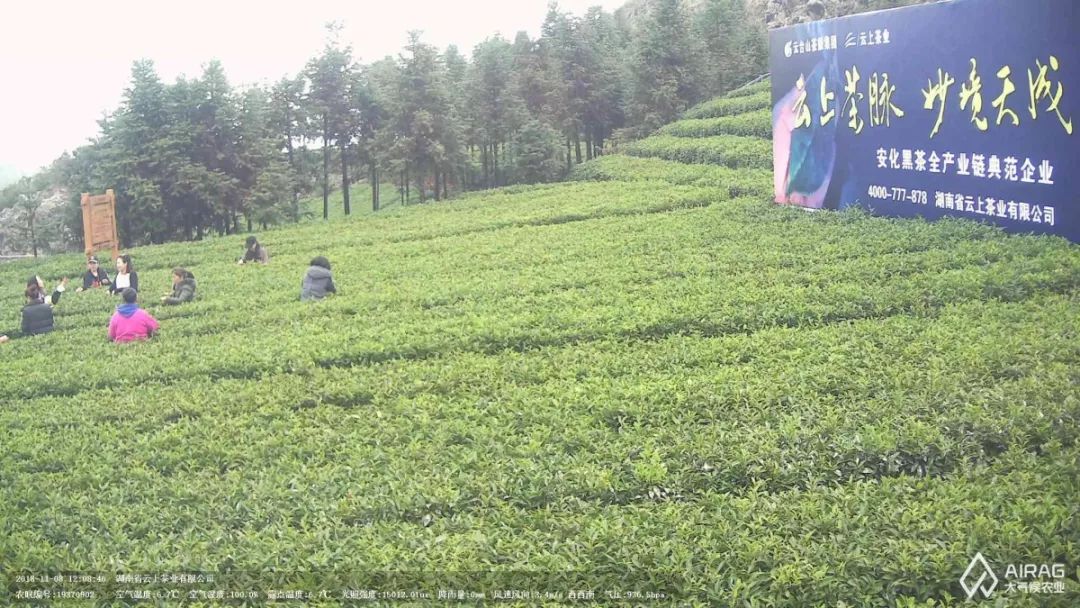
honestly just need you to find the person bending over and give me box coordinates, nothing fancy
[238,236,269,265]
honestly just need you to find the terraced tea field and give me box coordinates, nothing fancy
[1,80,1077,605]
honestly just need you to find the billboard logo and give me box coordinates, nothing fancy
[960,553,998,600]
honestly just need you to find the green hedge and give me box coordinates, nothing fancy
[723,78,771,98]
[661,109,772,139]
[622,134,773,169]
[2,163,1078,606]
[683,90,771,119]
[570,155,773,198]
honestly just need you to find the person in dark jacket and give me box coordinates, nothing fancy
[161,268,197,305]
[110,254,139,295]
[21,275,68,336]
[76,256,111,292]
[26,275,66,306]
[300,256,336,301]
[238,236,269,265]
[3,276,65,342]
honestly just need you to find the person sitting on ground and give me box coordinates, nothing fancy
[22,275,69,336]
[109,288,159,342]
[76,256,111,292]
[161,268,197,305]
[110,254,139,295]
[300,256,336,301]
[238,236,269,265]
[28,275,67,306]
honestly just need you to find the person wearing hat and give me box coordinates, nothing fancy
[77,256,111,292]
[238,236,269,265]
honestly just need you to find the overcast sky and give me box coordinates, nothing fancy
[0,0,625,174]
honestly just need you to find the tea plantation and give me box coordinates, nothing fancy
[1,80,1078,606]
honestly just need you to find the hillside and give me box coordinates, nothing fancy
[618,0,936,29]
[1,82,1078,605]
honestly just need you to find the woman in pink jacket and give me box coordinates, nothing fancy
[109,288,159,343]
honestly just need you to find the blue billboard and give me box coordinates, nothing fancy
[769,0,1078,242]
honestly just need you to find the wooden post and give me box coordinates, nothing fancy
[82,189,120,260]
[107,189,119,260]
[81,193,93,257]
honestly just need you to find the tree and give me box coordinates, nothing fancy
[386,32,462,202]
[347,68,385,211]
[270,75,308,221]
[628,0,703,134]
[8,177,47,257]
[443,45,471,192]
[466,36,523,188]
[694,0,767,96]
[188,61,242,235]
[511,119,565,184]
[305,24,355,218]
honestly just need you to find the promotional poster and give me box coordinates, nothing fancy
[770,0,1078,242]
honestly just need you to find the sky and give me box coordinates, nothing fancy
[0,0,625,175]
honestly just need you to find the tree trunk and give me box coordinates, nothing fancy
[29,213,36,258]
[585,134,593,161]
[575,137,583,164]
[492,143,499,188]
[322,115,330,220]
[433,168,441,201]
[441,170,448,200]
[482,144,489,188]
[340,141,351,216]
[566,139,572,172]
[418,166,426,203]
[371,162,379,212]
[286,120,299,222]
[405,164,410,204]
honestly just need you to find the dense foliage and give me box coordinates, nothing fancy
[2,86,1077,606]
[10,0,769,253]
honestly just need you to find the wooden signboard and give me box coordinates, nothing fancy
[81,189,120,260]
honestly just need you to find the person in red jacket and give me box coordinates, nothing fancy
[108,288,159,343]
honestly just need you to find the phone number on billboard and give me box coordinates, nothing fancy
[868,185,928,205]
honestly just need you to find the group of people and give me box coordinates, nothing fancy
[1,236,337,345]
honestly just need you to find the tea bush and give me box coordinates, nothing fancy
[659,110,772,139]
[622,135,773,169]
[683,91,771,120]
[1,83,1077,607]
